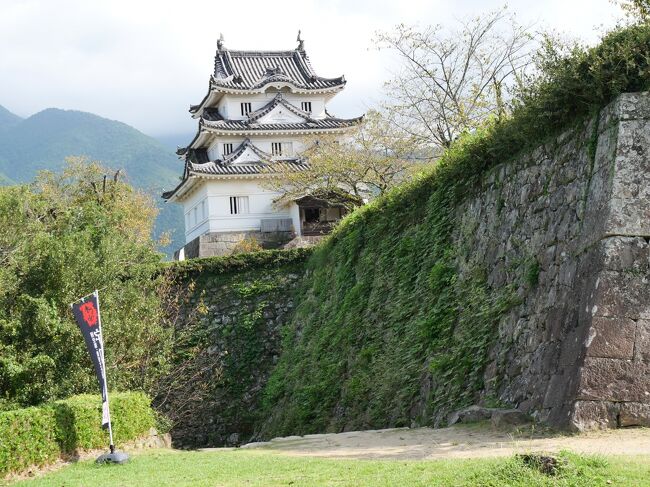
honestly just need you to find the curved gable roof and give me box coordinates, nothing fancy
[163,139,309,200]
[247,93,313,123]
[213,48,345,91]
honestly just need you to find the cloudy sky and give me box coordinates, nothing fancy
[0,0,622,138]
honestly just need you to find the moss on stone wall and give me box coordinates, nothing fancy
[256,165,524,437]
[156,250,309,447]
[160,24,650,444]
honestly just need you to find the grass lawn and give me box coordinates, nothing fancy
[5,449,650,487]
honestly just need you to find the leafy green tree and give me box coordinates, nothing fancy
[267,110,426,208]
[615,0,650,22]
[0,158,171,409]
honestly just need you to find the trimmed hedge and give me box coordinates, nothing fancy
[162,248,314,278]
[0,392,156,476]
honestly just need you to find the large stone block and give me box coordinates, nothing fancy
[598,92,650,133]
[570,400,619,431]
[558,325,588,367]
[543,371,573,408]
[585,316,636,359]
[599,236,649,273]
[634,320,650,363]
[616,91,650,120]
[619,402,650,427]
[578,357,650,402]
[591,270,650,320]
[606,119,650,236]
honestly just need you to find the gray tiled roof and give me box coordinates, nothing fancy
[200,94,362,132]
[177,96,362,154]
[202,118,362,131]
[189,160,309,175]
[163,139,308,200]
[212,49,345,91]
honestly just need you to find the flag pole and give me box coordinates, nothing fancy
[94,289,115,454]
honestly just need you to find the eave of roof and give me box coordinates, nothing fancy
[164,139,309,201]
[193,94,363,135]
[177,102,362,154]
[200,121,361,136]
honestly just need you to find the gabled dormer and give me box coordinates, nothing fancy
[248,94,312,125]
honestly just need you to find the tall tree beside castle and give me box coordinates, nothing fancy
[163,33,362,259]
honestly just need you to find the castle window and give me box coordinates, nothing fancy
[240,103,252,116]
[229,196,249,215]
[301,101,312,113]
[272,142,293,156]
[223,143,233,156]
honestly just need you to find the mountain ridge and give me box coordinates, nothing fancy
[0,105,23,130]
[0,106,184,255]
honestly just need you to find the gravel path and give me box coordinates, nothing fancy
[240,424,650,460]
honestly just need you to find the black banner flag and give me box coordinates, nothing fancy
[71,291,112,435]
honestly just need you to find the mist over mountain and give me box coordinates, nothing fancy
[0,105,184,256]
[154,132,196,151]
[0,105,22,130]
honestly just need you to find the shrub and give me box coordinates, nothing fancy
[0,161,172,408]
[0,392,156,476]
[163,248,313,279]
[231,237,263,255]
[0,406,59,475]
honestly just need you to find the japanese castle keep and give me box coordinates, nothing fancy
[164,34,362,259]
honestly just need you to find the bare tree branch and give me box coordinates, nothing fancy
[376,7,537,149]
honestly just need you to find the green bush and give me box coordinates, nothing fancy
[0,161,172,409]
[0,406,59,475]
[163,248,313,279]
[0,392,156,476]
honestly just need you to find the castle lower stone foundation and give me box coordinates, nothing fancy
[175,230,293,260]
[455,92,650,430]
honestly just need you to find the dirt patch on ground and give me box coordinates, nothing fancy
[240,424,650,460]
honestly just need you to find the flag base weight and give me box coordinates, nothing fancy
[96,451,129,464]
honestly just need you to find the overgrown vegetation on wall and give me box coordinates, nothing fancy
[156,249,310,447]
[256,23,650,437]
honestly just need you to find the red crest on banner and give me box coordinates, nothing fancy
[80,301,98,327]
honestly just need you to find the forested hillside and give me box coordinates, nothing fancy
[0,105,22,129]
[0,106,184,255]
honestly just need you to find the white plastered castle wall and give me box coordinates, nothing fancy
[217,92,327,121]
[183,177,300,243]
[207,136,309,160]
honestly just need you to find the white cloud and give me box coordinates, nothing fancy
[0,0,623,136]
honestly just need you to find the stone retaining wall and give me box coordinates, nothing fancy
[163,93,650,439]
[157,259,305,447]
[455,92,650,429]
[176,230,293,260]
